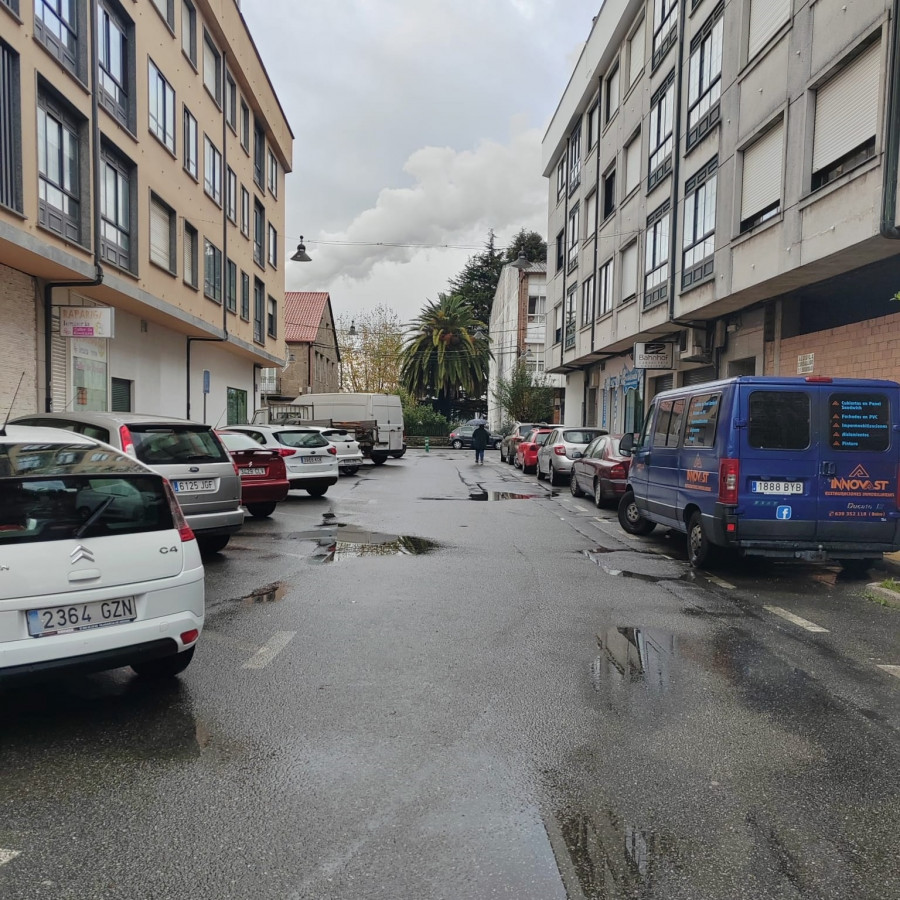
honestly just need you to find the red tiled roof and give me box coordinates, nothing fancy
[284,291,330,343]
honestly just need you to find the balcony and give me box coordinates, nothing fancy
[258,369,281,395]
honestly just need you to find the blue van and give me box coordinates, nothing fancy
[617,376,900,572]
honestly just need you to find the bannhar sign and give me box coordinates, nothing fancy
[633,341,674,369]
[59,306,115,338]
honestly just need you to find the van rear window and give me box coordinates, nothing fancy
[829,393,890,451]
[749,391,810,449]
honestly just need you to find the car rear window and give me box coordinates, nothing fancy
[829,392,890,452]
[749,391,810,450]
[218,432,261,452]
[534,432,552,446]
[562,430,601,444]
[274,430,329,448]
[0,441,147,477]
[0,474,173,543]
[129,425,229,464]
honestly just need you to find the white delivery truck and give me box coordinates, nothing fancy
[253,393,404,465]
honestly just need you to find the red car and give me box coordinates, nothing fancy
[217,430,289,518]
[569,434,631,506]
[515,427,554,474]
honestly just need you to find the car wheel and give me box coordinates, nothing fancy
[687,511,718,568]
[452,439,463,449]
[570,471,582,497]
[371,454,388,465]
[514,454,521,469]
[549,463,560,487]
[617,491,656,536]
[306,485,329,497]
[246,502,277,519]
[593,480,604,508]
[197,534,230,554]
[341,466,360,476]
[837,558,878,577]
[132,646,195,679]
[536,463,545,480]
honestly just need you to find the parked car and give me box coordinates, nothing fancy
[10,412,243,554]
[536,426,608,486]
[515,427,554,473]
[569,434,631,506]
[217,431,289,518]
[448,425,501,449]
[500,423,545,464]
[221,424,338,496]
[302,425,365,475]
[0,425,204,684]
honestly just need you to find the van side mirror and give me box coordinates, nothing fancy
[619,432,635,454]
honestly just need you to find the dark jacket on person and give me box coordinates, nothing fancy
[472,425,489,451]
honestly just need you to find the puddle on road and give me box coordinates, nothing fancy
[469,490,545,501]
[584,548,688,583]
[304,528,440,564]
[592,626,677,692]
[234,581,289,605]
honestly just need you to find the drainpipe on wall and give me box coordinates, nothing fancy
[880,0,900,239]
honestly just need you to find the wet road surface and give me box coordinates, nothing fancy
[2,449,899,899]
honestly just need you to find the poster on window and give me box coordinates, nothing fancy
[72,338,108,411]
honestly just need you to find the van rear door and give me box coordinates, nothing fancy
[816,386,900,546]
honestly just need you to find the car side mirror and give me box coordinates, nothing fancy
[619,432,635,454]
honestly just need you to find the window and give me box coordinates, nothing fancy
[812,42,880,191]
[253,118,264,187]
[267,296,277,338]
[182,107,197,178]
[567,126,581,193]
[829,392,890,452]
[625,132,641,195]
[687,6,723,150]
[183,221,197,287]
[203,31,221,104]
[684,393,721,448]
[267,222,277,267]
[253,199,264,266]
[644,200,670,309]
[555,230,564,271]
[226,167,236,222]
[748,0,790,61]
[585,190,597,238]
[99,143,133,270]
[149,193,175,273]
[581,276,595,326]
[98,1,133,129]
[253,278,264,343]
[740,120,783,232]
[748,392,810,450]
[652,0,678,67]
[267,150,278,197]
[204,238,221,302]
[240,271,249,319]
[37,91,82,242]
[598,259,613,316]
[226,259,237,312]
[556,156,566,200]
[240,100,250,151]
[683,156,717,289]
[148,61,175,152]
[240,185,250,236]
[225,72,236,129]
[553,304,562,344]
[604,64,619,124]
[151,0,173,28]
[587,102,599,149]
[621,241,637,303]
[181,1,196,64]
[628,17,645,86]
[652,398,685,448]
[1,0,18,13]
[203,135,221,205]
[564,287,577,350]
[648,72,674,189]
[567,204,580,268]
[110,376,132,412]
[602,168,615,219]
[35,0,80,76]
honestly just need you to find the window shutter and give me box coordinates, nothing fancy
[626,136,641,194]
[813,42,880,173]
[51,309,68,412]
[183,227,194,281]
[748,0,790,60]
[629,17,645,85]
[111,377,131,412]
[150,198,170,268]
[682,365,717,387]
[621,242,637,300]
[741,121,783,219]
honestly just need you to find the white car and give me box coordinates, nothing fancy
[303,426,364,475]
[0,425,204,684]
[536,426,608,486]
[221,425,339,496]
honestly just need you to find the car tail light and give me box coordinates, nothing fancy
[804,376,833,383]
[271,456,287,479]
[180,629,199,645]
[119,424,135,456]
[553,444,566,456]
[609,463,626,479]
[327,445,337,455]
[162,478,195,542]
[278,447,296,457]
[719,458,739,504]
[230,458,240,477]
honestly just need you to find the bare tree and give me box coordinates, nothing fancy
[336,305,404,394]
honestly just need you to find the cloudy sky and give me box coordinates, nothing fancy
[241,0,601,325]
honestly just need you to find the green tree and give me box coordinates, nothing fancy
[492,359,554,423]
[399,294,489,418]
[504,228,547,264]
[445,230,505,325]
[336,305,403,393]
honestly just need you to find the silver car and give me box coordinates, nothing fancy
[536,426,608,486]
[10,412,244,554]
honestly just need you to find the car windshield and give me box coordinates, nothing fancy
[130,425,230,464]
[0,474,173,543]
[274,430,329,449]
[218,432,261,452]
[562,430,602,444]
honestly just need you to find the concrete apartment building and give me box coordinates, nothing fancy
[0,0,292,426]
[543,0,900,431]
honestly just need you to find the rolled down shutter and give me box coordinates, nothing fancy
[51,309,68,412]
[183,226,195,282]
[621,242,637,300]
[629,17,645,86]
[150,197,170,269]
[812,41,880,174]
[741,120,783,220]
[682,365,716,387]
[748,0,790,60]
[626,135,641,194]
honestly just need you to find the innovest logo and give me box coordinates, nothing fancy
[849,465,869,478]
[830,464,889,492]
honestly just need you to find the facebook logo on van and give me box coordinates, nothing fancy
[776,506,792,520]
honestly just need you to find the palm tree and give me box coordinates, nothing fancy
[399,294,489,418]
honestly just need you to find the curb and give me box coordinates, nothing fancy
[865,583,900,609]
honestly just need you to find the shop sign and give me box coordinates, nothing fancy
[633,342,674,369]
[59,307,114,338]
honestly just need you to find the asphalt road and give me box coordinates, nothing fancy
[2,449,899,899]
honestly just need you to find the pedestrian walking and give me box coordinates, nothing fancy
[472,422,489,465]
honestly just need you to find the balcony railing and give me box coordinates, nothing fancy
[258,370,280,394]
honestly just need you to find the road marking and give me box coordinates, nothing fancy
[705,574,736,590]
[764,606,829,633]
[877,665,900,679]
[0,850,21,867]
[242,631,296,669]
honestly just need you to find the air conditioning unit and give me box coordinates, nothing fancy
[680,326,711,363]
